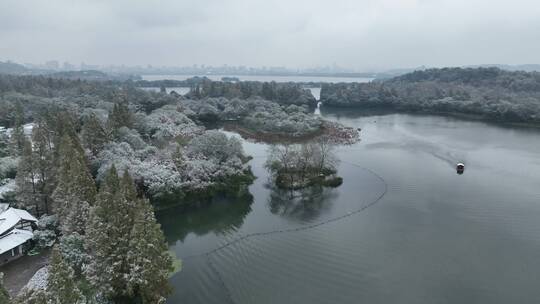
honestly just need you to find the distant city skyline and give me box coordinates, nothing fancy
[13,59,397,74]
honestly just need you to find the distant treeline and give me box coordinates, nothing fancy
[321,67,540,123]
[137,77,316,105]
[0,74,179,126]
[0,75,316,128]
[3,67,540,125]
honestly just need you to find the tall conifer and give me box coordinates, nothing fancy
[86,168,172,303]
[15,137,39,213]
[47,246,85,304]
[52,134,96,234]
[9,103,25,156]
[81,113,108,156]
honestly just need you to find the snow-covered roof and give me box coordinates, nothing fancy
[0,207,38,235]
[0,229,33,255]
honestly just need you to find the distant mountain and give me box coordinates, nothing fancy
[467,64,540,72]
[0,61,30,74]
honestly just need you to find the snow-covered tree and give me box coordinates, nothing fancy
[187,130,244,163]
[0,155,17,179]
[47,246,85,304]
[31,120,56,214]
[15,137,40,213]
[119,171,172,302]
[33,214,58,249]
[86,165,131,301]
[107,97,133,135]
[9,103,25,156]
[82,112,109,157]
[52,134,96,234]
[58,233,89,277]
[86,167,172,303]
[144,105,203,142]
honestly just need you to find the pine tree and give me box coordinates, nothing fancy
[127,195,172,303]
[31,120,56,214]
[9,103,25,156]
[0,132,10,158]
[82,113,108,156]
[15,137,40,214]
[47,246,85,304]
[107,93,133,136]
[42,110,80,164]
[52,134,96,234]
[86,168,172,303]
[85,166,133,302]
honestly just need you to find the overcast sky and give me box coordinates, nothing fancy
[1,0,539,70]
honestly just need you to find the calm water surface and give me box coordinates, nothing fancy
[157,110,540,304]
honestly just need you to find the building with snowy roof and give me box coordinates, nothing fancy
[0,207,38,265]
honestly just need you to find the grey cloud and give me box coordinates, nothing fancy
[1,0,539,70]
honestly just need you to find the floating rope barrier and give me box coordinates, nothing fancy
[205,253,236,304]
[182,161,388,260]
[179,162,388,304]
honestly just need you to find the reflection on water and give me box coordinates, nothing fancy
[156,193,253,244]
[267,185,338,222]
[162,109,540,304]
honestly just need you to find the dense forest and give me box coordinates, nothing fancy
[2,66,539,302]
[0,73,351,303]
[321,67,540,123]
[137,77,316,105]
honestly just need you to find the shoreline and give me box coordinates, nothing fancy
[321,105,540,130]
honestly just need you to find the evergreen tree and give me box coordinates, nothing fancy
[31,120,56,214]
[9,103,25,156]
[47,246,85,304]
[43,109,80,163]
[0,131,9,158]
[107,93,133,135]
[86,168,172,303]
[127,194,172,303]
[52,134,96,234]
[15,137,40,214]
[85,166,134,302]
[82,113,108,156]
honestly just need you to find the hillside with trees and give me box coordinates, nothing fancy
[321,67,540,123]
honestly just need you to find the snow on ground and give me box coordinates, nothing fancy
[0,123,34,137]
[20,266,48,292]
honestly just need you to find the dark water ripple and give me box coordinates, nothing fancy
[164,112,540,304]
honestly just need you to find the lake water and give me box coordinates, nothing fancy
[157,110,540,304]
[140,87,191,95]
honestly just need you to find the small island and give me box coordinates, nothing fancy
[265,136,343,190]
